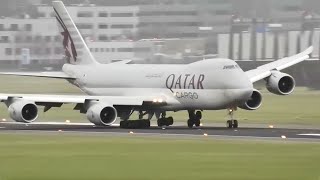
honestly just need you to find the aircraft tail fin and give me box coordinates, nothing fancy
[53,1,98,65]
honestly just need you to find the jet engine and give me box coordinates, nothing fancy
[266,71,295,95]
[86,103,117,126]
[8,100,38,123]
[239,89,262,110]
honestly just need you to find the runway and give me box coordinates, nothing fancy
[0,121,320,140]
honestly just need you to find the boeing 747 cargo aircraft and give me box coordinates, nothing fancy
[0,1,313,129]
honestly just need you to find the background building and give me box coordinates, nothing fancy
[0,0,319,70]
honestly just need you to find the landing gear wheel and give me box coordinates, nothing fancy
[226,120,232,128]
[166,117,174,126]
[157,116,174,127]
[194,119,201,127]
[157,118,163,127]
[187,119,194,128]
[226,120,238,128]
[120,120,150,129]
[232,120,238,128]
[195,111,202,120]
[120,120,127,128]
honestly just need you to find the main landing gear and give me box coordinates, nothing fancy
[226,109,238,128]
[120,110,151,129]
[120,111,174,129]
[156,112,174,127]
[187,110,202,128]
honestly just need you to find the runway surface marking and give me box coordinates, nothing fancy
[298,134,320,137]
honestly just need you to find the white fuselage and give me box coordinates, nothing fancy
[62,58,254,111]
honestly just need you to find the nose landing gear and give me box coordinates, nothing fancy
[226,108,238,128]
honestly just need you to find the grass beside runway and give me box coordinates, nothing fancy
[0,76,319,126]
[0,133,319,180]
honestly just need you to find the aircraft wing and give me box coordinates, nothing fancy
[245,46,313,83]
[0,71,75,79]
[0,93,180,109]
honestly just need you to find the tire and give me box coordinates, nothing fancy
[157,118,163,127]
[194,119,200,127]
[187,119,194,128]
[120,121,128,128]
[232,120,238,128]
[226,120,232,128]
[166,117,174,126]
[195,111,202,119]
[143,120,150,128]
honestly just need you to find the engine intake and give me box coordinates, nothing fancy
[8,100,38,123]
[239,89,262,110]
[86,103,117,126]
[266,71,295,95]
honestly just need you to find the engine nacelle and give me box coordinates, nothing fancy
[8,100,38,123]
[266,71,295,95]
[239,89,262,110]
[86,103,117,126]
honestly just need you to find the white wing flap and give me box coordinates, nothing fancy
[246,46,313,83]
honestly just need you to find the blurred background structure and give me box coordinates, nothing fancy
[0,0,319,88]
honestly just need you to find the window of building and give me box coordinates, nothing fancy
[77,12,93,17]
[94,48,98,52]
[100,48,104,52]
[77,24,93,29]
[15,48,21,55]
[98,24,108,29]
[99,12,108,17]
[166,11,197,16]
[15,36,22,43]
[117,48,133,52]
[89,48,93,52]
[98,35,108,41]
[283,5,301,11]
[10,24,18,31]
[38,12,45,17]
[0,24,4,31]
[134,47,151,52]
[138,11,196,16]
[25,24,32,31]
[45,36,51,42]
[54,47,63,54]
[5,48,12,55]
[111,13,134,17]
[215,10,230,15]
[34,35,42,42]
[26,36,32,42]
[111,24,134,29]
[54,35,61,42]
[45,48,51,54]
[0,36,9,43]
[34,48,41,55]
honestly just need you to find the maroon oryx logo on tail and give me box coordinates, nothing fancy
[54,8,77,64]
